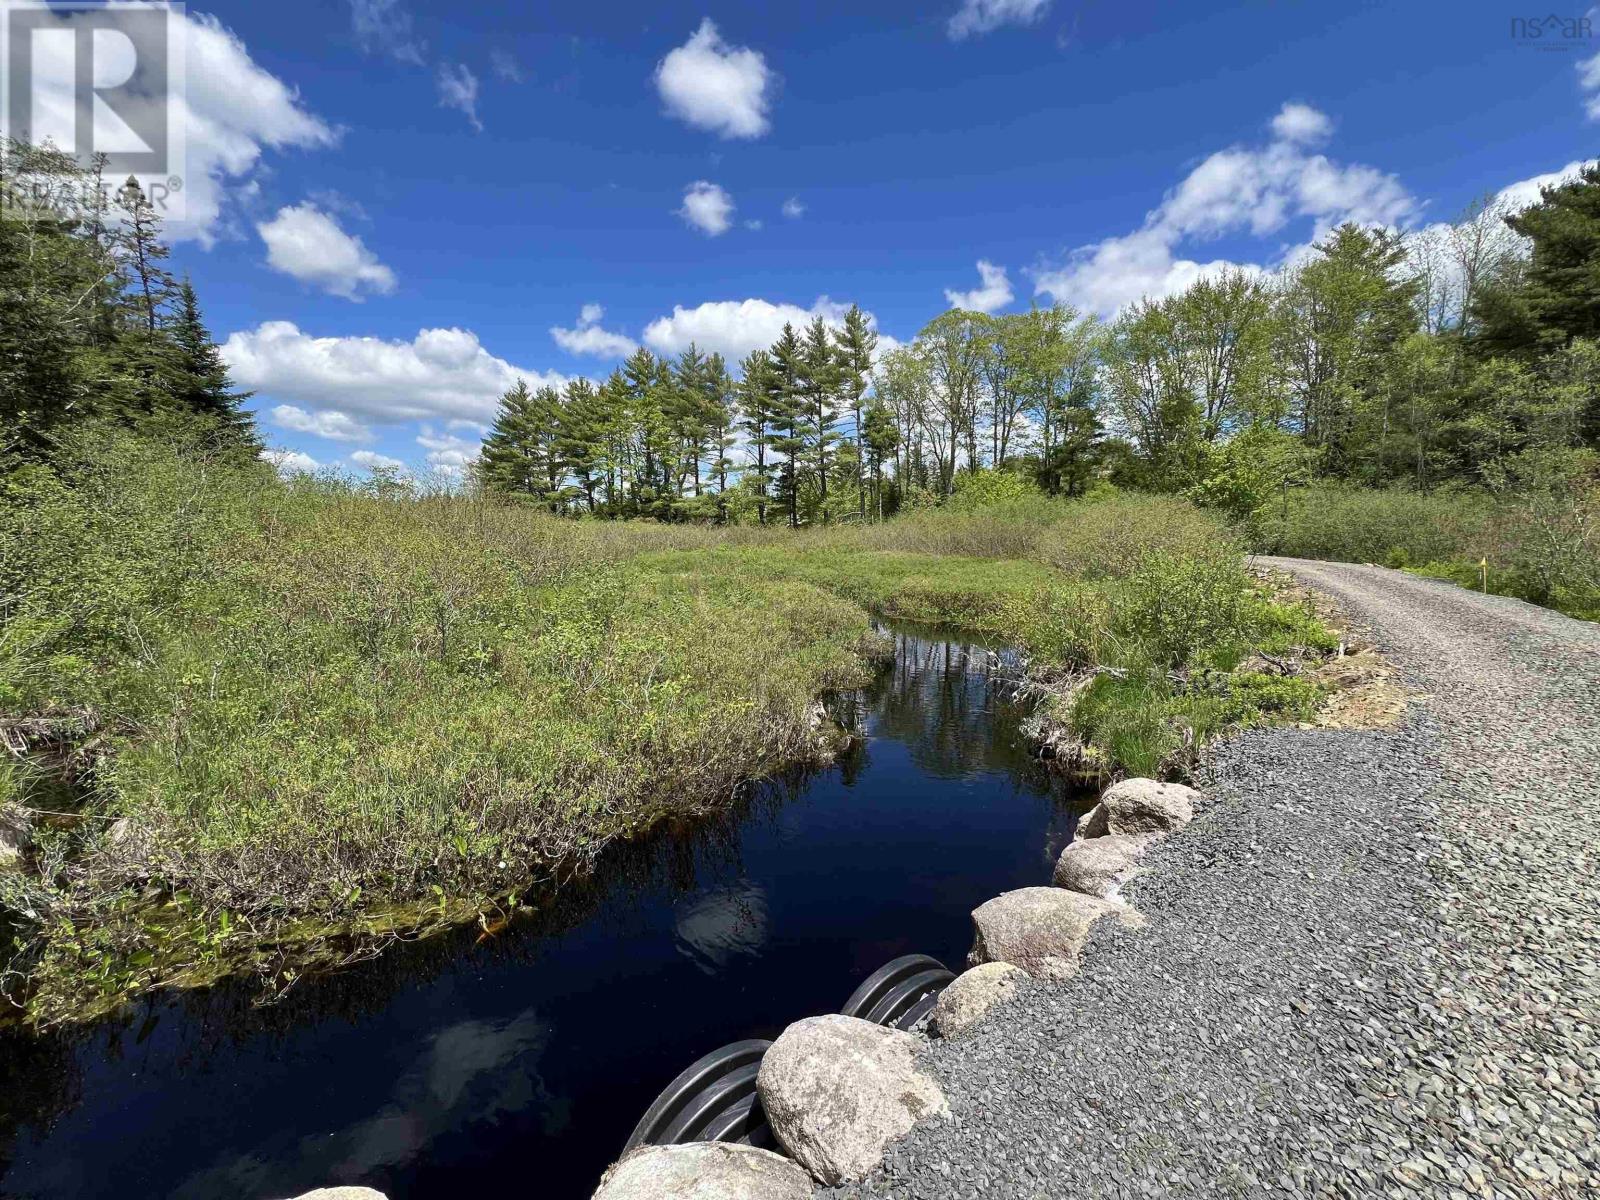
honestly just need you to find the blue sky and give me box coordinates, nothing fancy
[87,1,1600,473]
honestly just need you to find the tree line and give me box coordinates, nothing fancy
[0,139,256,460]
[480,167,1600,525]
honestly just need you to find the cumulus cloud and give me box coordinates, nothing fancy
[2,5,338,245]
[782,196,806,219]
[258,204,397,300]
[948,0,1051,39]
[677,181,735,236]
[416,427,478,475]
[550,305,639,357]
[270,404,372,442]
[1495,159,1593,211]
[349,0,425,64]
[222,322,566,426]
[437,63,483,132]
[644,296,885,362]
[261,448,321,474]
[945,260,1014,313]
[1032,104,1415,315]
[350,450,405,471]
[1270,102,1333,146]
[654,19,774,139]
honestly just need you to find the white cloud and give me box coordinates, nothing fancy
[782,196,806,219]
[945,260,1014,313]
[417,427,477,475]
[654,19,774,139]
[1270,102,1333,146]
[437,63,482,132]
[948,0,1051,39]
[1579,50,1600,120]
[678,181,735,236]
[350,450,406,471]
[1495,159,1593,211]
[1033,106,1415,315]
[644,296,886,362]
[550,304,639,357]
[271,404,372,442]
[258,204,397,300]
[490,48,524,84]
[261,448,321,475]
[349,0,425,64]
[1,5,339,246]
[222,321,566,426]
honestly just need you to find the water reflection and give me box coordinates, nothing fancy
[0,623,1093,1200]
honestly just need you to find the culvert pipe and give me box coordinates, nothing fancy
[621,954,956,1156]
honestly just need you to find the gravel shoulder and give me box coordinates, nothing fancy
[829,558,1600,1200]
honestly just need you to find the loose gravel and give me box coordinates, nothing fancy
[825,559,1600,1200]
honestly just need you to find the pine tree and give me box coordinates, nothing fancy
[623,348,675,516]
[861,399,900,521]
[1473,163,1600,359]
[704,352,737,522]
[833,305,877,516]
[737,349,779,525]
[595,370,633,515]
[480,379,561,503]
[670,344,715,501]
[768,323,807,527]
[799,316,843,519]
[170,279,258,453]
[557,378,604,512]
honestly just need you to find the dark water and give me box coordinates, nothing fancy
[0,625,1090,1200]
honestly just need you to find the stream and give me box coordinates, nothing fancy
[0,623,1093,1200]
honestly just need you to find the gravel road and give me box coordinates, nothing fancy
[828,558,1600,1200]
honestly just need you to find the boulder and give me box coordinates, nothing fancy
[591,1143,812,1200]
[757,1014,947,1185]
[930,962,1026,1039]
[0,806,28,869]
[1052,832,1158,899]
[1075,778,1198,840]
[280,1190,388,1200]
[967,886,1138,981]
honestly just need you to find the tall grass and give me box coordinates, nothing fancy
[1255,480,1599,619]
[1,438,1333,1021]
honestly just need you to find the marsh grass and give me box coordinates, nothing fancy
[0,435,1334,1022]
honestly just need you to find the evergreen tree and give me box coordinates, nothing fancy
[705,353,737,522]
[860,399,900,521]
[479,379,561,504]
[768,324,807,527]
[799,316,843,519]
[557,378,605,512]
[1473,164,1600,358]
[737,349,779,525]
[170,279,258,454]
[833,305,877,516]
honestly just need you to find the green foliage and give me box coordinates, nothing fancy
[1256,484,1495,567]
[1039,494,1233,581]
[0,140,256,457]
[946,467,1040,511]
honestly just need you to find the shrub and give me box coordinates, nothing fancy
[1253,485,1493,566]
[1039,494,1236,581]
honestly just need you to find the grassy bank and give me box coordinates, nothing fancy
[1,435,1333,1024]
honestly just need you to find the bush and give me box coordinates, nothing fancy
[1039,494,1236,581]
[1254,485,1493,566]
